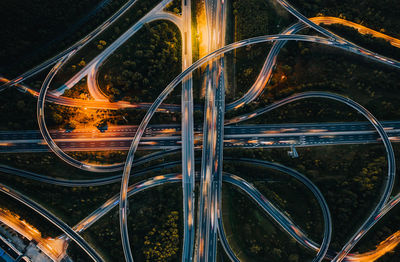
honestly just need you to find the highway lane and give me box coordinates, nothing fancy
[0,76,187,112]
[3,121,400,153]
[0,132,396,152]
[0,149,180,186]
[196,63,217,262]
[277,0,400,63]
[0,159,190,189]
[0,152,182,187]
[277,0,338,40]
[0,183,104,262]
[311,17,400,48]
[210,1,227,260]
[3,121,400,140]
[180,0,196,260]
[196,1,226,260]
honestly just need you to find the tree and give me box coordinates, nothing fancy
[143,211,179,261]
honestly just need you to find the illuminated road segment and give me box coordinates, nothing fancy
[1,0,400,261]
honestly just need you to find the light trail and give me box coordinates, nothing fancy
[3,0,400,260]
[347,231,400,262]
[180,0,195,260]
[0,208,66,260]
[196,1,226,261]
[0,183,103,262]
[310,17,400,48]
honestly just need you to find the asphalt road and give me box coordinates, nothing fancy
[2,0,400,260]
[2,121,400,153]
[196,1,227,260]
[0,183,104,262]
[180,0,196,260]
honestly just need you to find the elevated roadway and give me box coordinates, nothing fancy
[2,121,400,153]
[180,0,195,260]
[0,183,103,262]
[196,1,226,260]
[3,0,400,260]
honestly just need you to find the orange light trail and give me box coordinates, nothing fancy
[348,230,400,262]
[0,208,66,260]
[310,17,400,48]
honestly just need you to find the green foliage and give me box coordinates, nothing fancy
[0,89,37,130]
[165,0,182,15]
[233,0,282,40]
[84,184,182,261]
[99,21,181,103]
[62,78,92,100]
[229,0,291,102]
[143,211,180,261]
[354,157,385,192]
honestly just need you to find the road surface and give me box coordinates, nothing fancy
[2,0,400,260]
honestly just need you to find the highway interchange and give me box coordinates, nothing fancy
[1,0,400,261]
